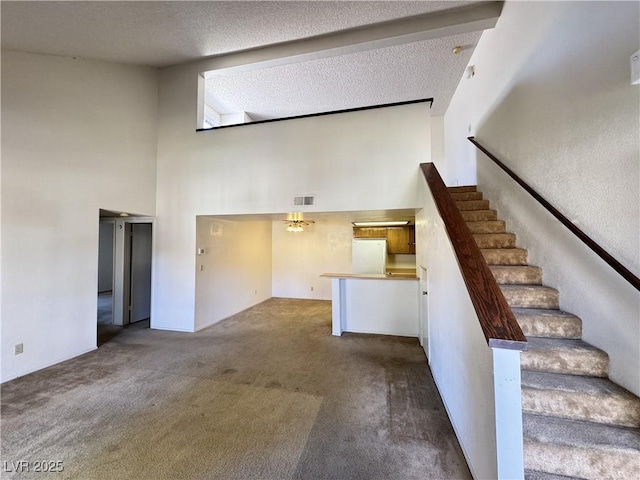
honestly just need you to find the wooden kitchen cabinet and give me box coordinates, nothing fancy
[386,226,415,254]
[352,226,415,254]
[352,227,387,239]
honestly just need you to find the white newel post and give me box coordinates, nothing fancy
[492,347,525,479]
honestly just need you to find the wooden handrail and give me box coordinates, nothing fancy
[468,137,640,292]
[420,163,528,351]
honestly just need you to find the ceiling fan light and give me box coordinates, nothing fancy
[287,222,304,233]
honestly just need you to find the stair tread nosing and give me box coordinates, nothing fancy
[447,185,477,193]
[521,337,609,377]
[455,199,490,211]
[450,191,483,201]
[466,220,506,234]
[491,266,543,285]
[481,248,528,265]
[524,470,582,480]
[472,233,517,248]
[521,370,640,427]
[500,284,559,309]
[524,413,640,453]
[461,210,497,221]
[512,308,582,339]
[524,414,640,479]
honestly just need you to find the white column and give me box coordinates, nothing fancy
[331,278,346,336]
[492,347,524,479]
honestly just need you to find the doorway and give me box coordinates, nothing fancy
[97,214,153,346]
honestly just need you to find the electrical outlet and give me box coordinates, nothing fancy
[310,286,314,291]
[14,343,23,355]
[254,290,257,295]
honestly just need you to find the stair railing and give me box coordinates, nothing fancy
[420,163,527,350]
[468,137,640,292]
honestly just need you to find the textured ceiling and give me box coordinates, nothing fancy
[2,0,491,122]
[205,30,479,118]
[1,1,478,67]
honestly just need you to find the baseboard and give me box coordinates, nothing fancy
[151,325,194,333]
[343,328,418,338]
[193,297,273,332]
[1,346,97,384]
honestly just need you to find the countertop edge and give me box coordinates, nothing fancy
[320,273,418,281]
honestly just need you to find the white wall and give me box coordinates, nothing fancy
[430,115,445,172]
[1,51,158,382]
[417,181,496,480]
[155,57,431,333]
[194,217,272,332]
[444,1,640,395]
[272,219,352,300]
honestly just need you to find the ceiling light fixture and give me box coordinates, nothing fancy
[352,221,410,227]
[285,219,314,233]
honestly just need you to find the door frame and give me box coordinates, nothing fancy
[106,216,155,326]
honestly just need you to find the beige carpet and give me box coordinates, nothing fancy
[1,298,470,480]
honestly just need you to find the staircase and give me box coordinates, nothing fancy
[448,185,640,480]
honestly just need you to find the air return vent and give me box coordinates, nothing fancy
[293,195,316,207]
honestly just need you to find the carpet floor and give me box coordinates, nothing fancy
[97,292,113,325]
[1,298,470,480]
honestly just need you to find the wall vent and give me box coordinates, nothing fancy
[293,195,316,207]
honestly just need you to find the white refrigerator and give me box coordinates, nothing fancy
[352,239,387,274]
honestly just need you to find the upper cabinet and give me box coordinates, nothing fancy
[386,226,415,254]
[353,227,388,239]
[352,226,415,254]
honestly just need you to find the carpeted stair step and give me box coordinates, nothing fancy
[521,338,609,377]
[523,413,640,479]
[500,285,559,309]
[512,308,582,339]
[472,233,517,248]
[481,248,528,265]
[521,370,640,428]
[455,199,490,211]
[461,210,498,222]
[524,470,580,480]
[447,185,477,193]
[491,266,543,285]
[450,191,483,201]
[466,220,506,234]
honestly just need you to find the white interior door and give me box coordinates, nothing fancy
[129,223,152,323]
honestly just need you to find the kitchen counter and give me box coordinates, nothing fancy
[320,272,418,280]
[321,272,419,337]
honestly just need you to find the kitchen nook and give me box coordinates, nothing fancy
[321,222,419,338]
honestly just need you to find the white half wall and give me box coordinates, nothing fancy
[156,59,431,332]
[417,177,496,480]
[1,51,158,382]
[444,1,640,395]
[272,219,352,300]
[194,217,272,332]
[343,278,419,337]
